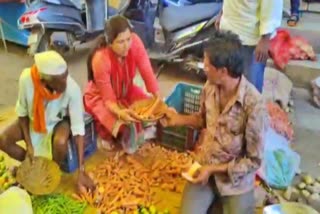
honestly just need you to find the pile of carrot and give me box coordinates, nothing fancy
[130,98,167,121]
[72,143,192,214]
[267,102,294,141]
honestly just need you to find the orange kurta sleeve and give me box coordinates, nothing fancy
[132,33,159,94]
[92,50,117,104]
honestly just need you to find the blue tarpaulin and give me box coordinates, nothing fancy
[0,2,29,46]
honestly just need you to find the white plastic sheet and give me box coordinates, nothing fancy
[0,187,33,214]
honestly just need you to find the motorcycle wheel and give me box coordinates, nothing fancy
[37,31,52,53]
[37,31,72,55]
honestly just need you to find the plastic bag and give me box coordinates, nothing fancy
[0,186,33,214]
[257,128,300,189]
[269,30,292,70]
[269,29,316,70]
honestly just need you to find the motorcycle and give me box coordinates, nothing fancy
[125,0,222,78]
[18,0,131,55]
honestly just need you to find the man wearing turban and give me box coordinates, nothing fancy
[0,51,95,192]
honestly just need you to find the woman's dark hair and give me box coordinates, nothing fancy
[204,30,244,78]
[87,15,132,81]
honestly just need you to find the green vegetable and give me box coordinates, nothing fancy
[149,205,156,213]
[163,209,170,214]
[32,194,87,214]
[137,205,170,214]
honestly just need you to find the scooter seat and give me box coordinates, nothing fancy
[43,0,80,9]
[160,2,222,32]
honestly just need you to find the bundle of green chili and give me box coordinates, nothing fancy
[31,194,87,214]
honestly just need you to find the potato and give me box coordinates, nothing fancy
[307,185,320,194]
[298,197,307,204]
[308,193,320,208]
[284,187,293,201]
[310,193,320,201]
[308,195,320,212]
[298,182,307,190]
[284,187,300,201]
[301,190,311,199]
[291,188,300,202]
[303,175,315,185]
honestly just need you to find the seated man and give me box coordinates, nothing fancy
[0,51,94,192]
[161,31,269,214]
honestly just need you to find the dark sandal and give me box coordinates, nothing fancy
[287,15,299,27]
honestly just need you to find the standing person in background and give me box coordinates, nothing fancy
[287,0,300,27]
[215,0,283,93]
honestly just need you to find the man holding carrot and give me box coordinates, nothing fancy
[161,31,269,214]
[0,51,95,193]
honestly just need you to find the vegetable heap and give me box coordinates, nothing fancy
[73,143,192,213]
[31,194,87,214]
[0,154,16,193]
[130,98,168,121]
[267,102,294,141]
[134,205,170,214]
[284,174,320,211]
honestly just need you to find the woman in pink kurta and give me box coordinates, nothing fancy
[83,16,159,154]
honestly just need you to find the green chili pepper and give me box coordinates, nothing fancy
[32,194,87,214]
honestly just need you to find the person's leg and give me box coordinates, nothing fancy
[83,94,118,150]
[291,0,300,16]
[52,120,70,165]
[0,120,25,161]
[249,56,266,93]
[287,0,300,26]
[222,190,255,214]
[242,46,266,93]
[180,182,215,214]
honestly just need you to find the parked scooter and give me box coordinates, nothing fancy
[125,0,222,77]
[18,0,131,55]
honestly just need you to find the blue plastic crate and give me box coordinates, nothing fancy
[157,82,203,151]
[165,82,202,114]
[61,113,98,173]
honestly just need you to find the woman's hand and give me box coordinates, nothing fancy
[118,109,139,123]
[152,91,161,99]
